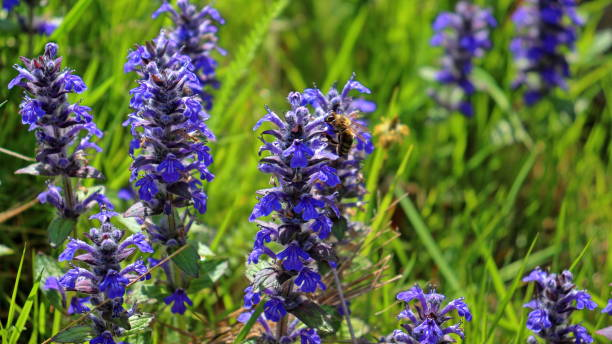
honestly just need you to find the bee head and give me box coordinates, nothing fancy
[325,113,336,124]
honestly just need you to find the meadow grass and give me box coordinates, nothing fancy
[0,0,610,343]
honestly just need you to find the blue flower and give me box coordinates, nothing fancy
[151,0,225,109]
[164,288,193,314]
[68,297,90,314]
[249,192,283,221]
[264,298,286,322]
[125,33,214,220]
[603,299,612,315]
[9,43,104,219]
[413,319,444,344]
[295,267,326,293]
[90,332,115,344]
[430,1,496,116]
[243,286,261,308]
[283,140,315,168]
[511,0,583,105]
[523,267,597,342]
[19,99,45,127]
[64,73,87,93]
[135,175,158,202]
[385,285,470,343]
[59,239,95,261]
[277,243,310,271]
[310,215,332,239]
[99,270,129,299]
[3,0,19,11]
[526,309,552,332]
[157,154,186,183]
[294,196,325,221]
[299,328,321,344]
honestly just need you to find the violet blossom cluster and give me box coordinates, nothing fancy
[241,91,343,343]
[304,75,375,220]
[522,267,597,344]
[511,0,583,105]
[3,0,59,36]
[8,42,105,221]
[45,207,153,344]
[381,285,472,344]
[124,32,214,314]
[430,1,497,116]
[152,0,226,110]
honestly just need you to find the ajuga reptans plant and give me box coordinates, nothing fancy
[511,0,583,105]
[124,31,214,314]
[523,267,597,343]
[152,0,225,110]
[45,206,153,344]
[304,75,375,222]
[8,42,108,236]
[381,285,472,344]
[241,91,343,343]
[430,1,497,116]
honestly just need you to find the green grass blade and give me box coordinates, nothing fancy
[9,272,42,343]
[49,0,95,41]
[322,7,368,89]
[235,302,264,343]
[6,245,27,330]
[485,234,539,343]
[396,189,461,292]
[569,239,593,272]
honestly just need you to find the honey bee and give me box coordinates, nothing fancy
[324,111,368,157]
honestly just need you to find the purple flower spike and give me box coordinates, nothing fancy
[164,288,193,314]
[523,267,597,343]
[151,0,225,110]
[56,201,151,344]
[430,1,497,116]
[125,32,214,220]
[243,88,342,337]
[304,75,374,223]
[383,284,471,343]
[9,43,104,219]
[511,0,583,105]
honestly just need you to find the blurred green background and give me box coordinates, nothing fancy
[0,0,611,342]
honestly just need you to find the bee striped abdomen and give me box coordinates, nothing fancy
[337,131,354,157]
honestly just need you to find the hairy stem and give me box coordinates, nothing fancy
[61,175,78,237]
[331,267,357,344]
[276,282,293,340]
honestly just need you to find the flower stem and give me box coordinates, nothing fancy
[331,267,357,344]
[61,175,77,237]
[276,282,293,340]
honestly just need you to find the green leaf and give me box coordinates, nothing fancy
[472,67,510,112]
[171,244,200,278]
[34,253,65,309]
[188,259,228,292]
[52,326,94,343]
[9,272,43,343]
[235,302,264,343]
[48,217,76,248]
[289,301,341,336]
[121,314,154,337]
[395,189,462,292]
[331,216,348,241]
[49,0,94,41]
